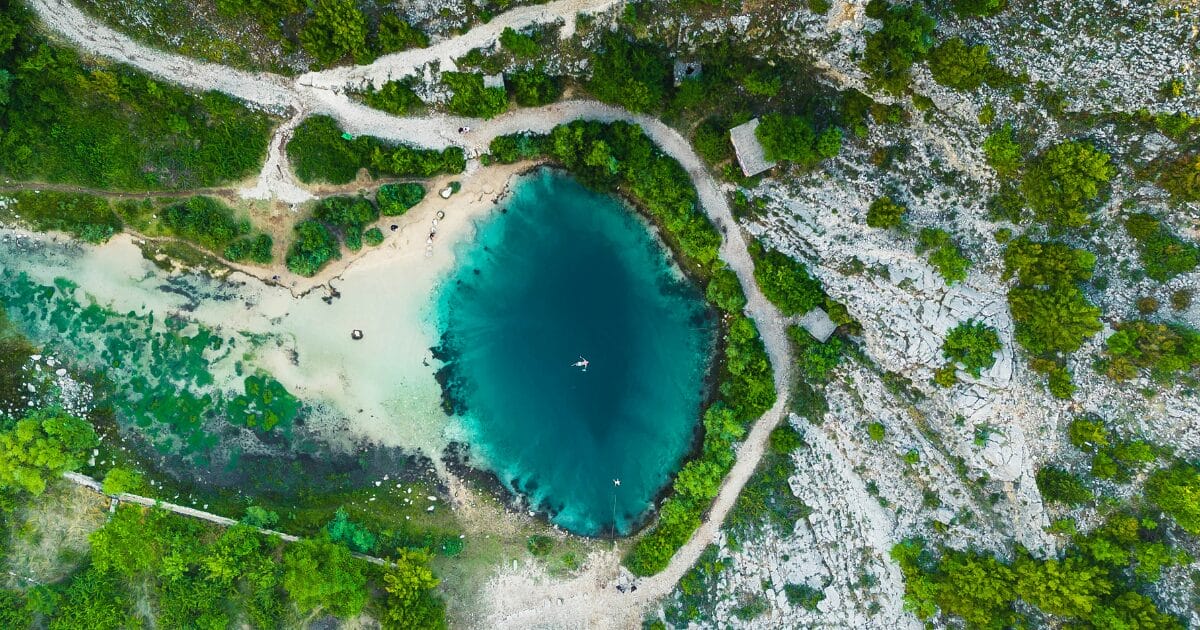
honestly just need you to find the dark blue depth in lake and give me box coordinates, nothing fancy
[435,169,716,536]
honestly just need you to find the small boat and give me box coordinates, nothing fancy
[571,357,589,372]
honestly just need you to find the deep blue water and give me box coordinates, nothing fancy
[435,169,716,536]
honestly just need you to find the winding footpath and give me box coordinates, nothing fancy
[30,1,794,625]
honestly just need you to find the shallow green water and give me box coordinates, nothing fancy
[435,169,716,536]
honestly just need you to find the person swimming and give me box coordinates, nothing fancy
[572,357,589,372]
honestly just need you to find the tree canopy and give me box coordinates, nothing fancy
[1021,140,1113,229]
[0,409,97,496]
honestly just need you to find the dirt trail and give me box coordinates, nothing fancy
[31,2,795,626]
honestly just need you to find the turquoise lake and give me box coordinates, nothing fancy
[435,169,716,536]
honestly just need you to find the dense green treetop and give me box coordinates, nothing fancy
[942,320,1001,377]
[283,537,368,618]
[1022,140,1113,229]
[0,409,97,496]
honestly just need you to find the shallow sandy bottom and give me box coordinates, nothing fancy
[0,162,531,463]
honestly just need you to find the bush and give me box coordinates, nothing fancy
[499,27,540,58]
[692,118,733,166]
[951,0,1006,17]
[916,228,971,284]
[102,467,143,495]
[1102,320,1200,382]
[161,196,251,253]
[1146,462,1200,534]
[508,69,562,107]
[299,0,368,65]
[526,535,554,556]
[751,246,825,316]
[377,183,426,216]
[705,267,748,313]
[0,409,98,496]
[6,192,122,243]
[1002,237,1096,287]
[788,325,844,382]
[283,537,368,618]
[287,116,464,185]
[1008,285,1102,355]
[286,220,340,277]
[1123,213,1199,281]
[755,113,841,167]
[377,14,428,54]
[587,32,671,113]
[325,507,376,553]
[224,234,274,264]
[1035,466,1091,505]
[363,78,423,115]
[442,72,509,118]
[0,17,271,191]
[942,320,1001,377]
[928,38,991,90]
[861,1,937,95]
[1158,153,1200,201]
[243,506,280,528]
[1022,141,1113,229]
[867,422,886,442]
[866,195,906,228]
[363,227,384,247]
[983,123,1022,177]
[769,425,805,454]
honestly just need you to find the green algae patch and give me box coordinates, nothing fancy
[0,269,301,458]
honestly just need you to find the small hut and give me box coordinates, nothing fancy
[729,118,777,177]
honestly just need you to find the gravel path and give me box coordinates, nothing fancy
[31,2,795,625]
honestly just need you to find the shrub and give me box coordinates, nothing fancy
[769,425,805,454]
[1146,462,1200,534]
[1021,141,1113,229]
[325,507,376,553]
[161,196,251,253]
[7,192,122,243]
[1102,320,1200,382]
[1067,418,1109,452]
[867,422,886,442]
[363,227,384,247]
[377,183,426,216]
[705,267,747,313]
[928,38,991,90]
[755,113,841,166]
[784,583,824,610]
[692,117,733,166]
[286,220,340,277]
[587,32,671,113]
[443,72,509,118]
[102,467,143,495]
[933,364,957,387]
[1171,289,1193,311]
[288,116,464,184]
[1123,212,1199,281]
[1035,466,1091,505]
[224,234,274,264]
[377,14,429,53]
[283,537,368,618]
[363,78,423,115]
[1159,153,1200,201]
[1008,285,1102,355]
[1136,296,1160,314]
[861,1,937,95]
[499,27,540,58]
[942,320,1001,377]
[751,246,825,316]
[788,325,844,382]
[950,0,1006,17]
[299,0,369,65]
[508,69,562,106]
[983,123,1022,177]
[243,506,280,528]
[0,409,98,496]
[916,228,971,284]
[866,195,906,228]
[1002,237,1096,287]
